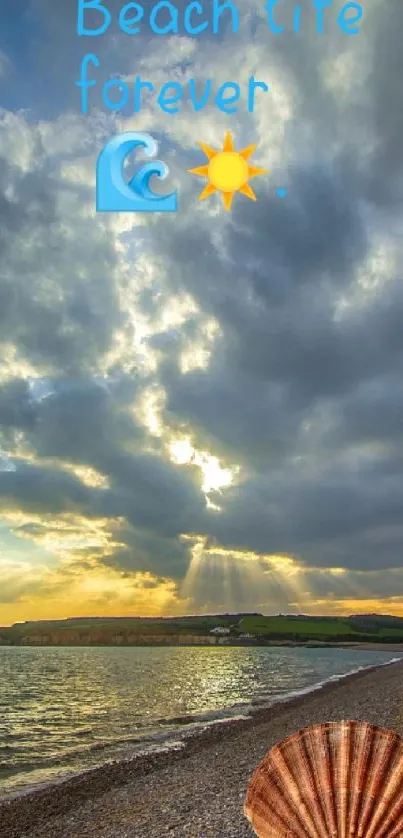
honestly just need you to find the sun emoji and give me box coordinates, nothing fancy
[188,131,267,212]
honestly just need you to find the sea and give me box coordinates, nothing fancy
[0,645,401,799]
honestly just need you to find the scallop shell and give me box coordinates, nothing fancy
[244,720,403,837]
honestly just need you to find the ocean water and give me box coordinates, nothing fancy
[0,645,400,798]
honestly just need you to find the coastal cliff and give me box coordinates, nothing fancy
[2,613,403,647]
[12,631,227,647]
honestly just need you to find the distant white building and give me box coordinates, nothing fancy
[209,626,231,635]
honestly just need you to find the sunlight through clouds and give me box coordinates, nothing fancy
[179,538,308,614]
[1,512,123,562]
[1,0,403,622]
[169,437,237,495]
[134,389,239,506]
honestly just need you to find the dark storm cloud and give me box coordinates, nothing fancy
[0,152,56,253]
[254,0,403,208]
[141,0,403,578]
[100,526,190,578]
[0,147,125,375]
[158,155,385,464]
[0,380,36,431]
[366,0,403,202]
[0,462,106,516]
[0,377,205,575]
[28,379,204,532]
[157,170,363,462]
[161,238,403,466]
[0,454,201,578]
[30,378,143,463]
[206,449,403,570]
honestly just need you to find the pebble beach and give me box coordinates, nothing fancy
[1,658,403,838]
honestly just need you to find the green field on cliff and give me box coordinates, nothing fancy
[1,613,403,645]
[238,614,403,641]
[239,615,356,636]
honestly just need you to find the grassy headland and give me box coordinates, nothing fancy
[1,613,403,646]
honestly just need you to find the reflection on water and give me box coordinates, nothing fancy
[0,645,399,796]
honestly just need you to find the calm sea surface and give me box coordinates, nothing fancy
[0,645,400,797]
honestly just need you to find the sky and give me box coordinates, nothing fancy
[1,0,403,624]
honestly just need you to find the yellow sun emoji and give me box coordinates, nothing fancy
[188,131,267,212]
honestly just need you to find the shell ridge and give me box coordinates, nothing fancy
[356,732,400,836]
[347,722,374,837]
[244,721,403,838]
[305,726,337,838]
[364,746,403,838]
[336,720,353,838]
[354,722,379,837]
[305,725,337,837]
[271,747,321,836]
[299,729,330,838]
[244,762,306,836]
[383,810,403,838]
[323,723,339,837]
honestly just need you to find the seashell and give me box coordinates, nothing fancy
[244,720,403,837]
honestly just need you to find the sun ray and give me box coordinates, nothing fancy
[198,142,218,160]
[188,133,267,211]
[223,131,235,152]
[223,192,234,211]
[239,144,258,160]
[188,164,210,177]
[239,183,257,201]
[248,165,268,178]
[198,182,217,201]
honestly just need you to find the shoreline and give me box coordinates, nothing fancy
[1,654,399,805]
[1,657,403,837]
[2,641,403,651]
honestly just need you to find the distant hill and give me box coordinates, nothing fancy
[0,614,261,646]
[238,614,403,643]
[1,613,403,646]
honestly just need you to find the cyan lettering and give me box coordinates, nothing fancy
[184,1,208,35]
[119,2,144,34]
[158,82,183,113]
[213,0,239,34]
[102,79,129,110]
[150,1,178,34]
[215,82,241,114]
[76,53,100,113]
[338,1,363,34]
[188,79,212,111]
[134,77,155,111]
[265,0,283,34]
[248,77,269,112]
[293,4,301,32]
[77,0,111,35]
[312,0,333,35]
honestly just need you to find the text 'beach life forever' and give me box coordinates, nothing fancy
[76,0,364,115]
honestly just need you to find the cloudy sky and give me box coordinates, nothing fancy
[1,0,403,624]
